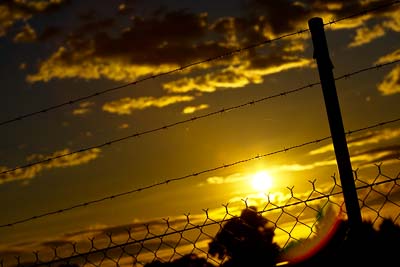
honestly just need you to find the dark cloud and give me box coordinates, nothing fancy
[347,132,376,145]
[38,26,63,41]
[90,10,216,65]
[74,18,115,37]
[78,8,98,21]
[246,0,396,36]
[0,0,70,38]
[117,2,136,16]
[26,9,236,83]
[26,0,399,86]
[246,0,311,35]
[13,23,37,43]
[1,0,70,14]
[353,144,400,164]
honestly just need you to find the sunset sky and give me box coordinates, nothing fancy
[0,0,399,262]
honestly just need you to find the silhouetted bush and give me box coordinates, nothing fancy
[208,206,280,267]
[144,253,214,267]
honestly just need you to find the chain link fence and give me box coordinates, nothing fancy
[1,161,399,267]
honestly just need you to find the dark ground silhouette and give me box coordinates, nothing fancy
[208,206,280,267]
[143,253,214,267]
[143,206,400,267]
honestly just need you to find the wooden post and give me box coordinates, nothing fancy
[308,17,362,229]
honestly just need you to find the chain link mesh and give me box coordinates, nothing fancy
[1,162,399,267]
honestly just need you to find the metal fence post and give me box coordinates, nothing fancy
[308,17,362,229]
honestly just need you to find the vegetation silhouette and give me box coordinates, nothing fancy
[144,205,400,267]
[143,253,214,267]
[144,206,280,267]
[208,206,280,267]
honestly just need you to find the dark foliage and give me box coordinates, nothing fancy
[144,253,214,267]
[208,206,280,267]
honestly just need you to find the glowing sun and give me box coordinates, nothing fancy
[251,171,273,192]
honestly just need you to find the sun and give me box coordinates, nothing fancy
[251,171,273,192]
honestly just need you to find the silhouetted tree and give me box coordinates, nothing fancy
[144,253,214,267]
[208,206,280,267]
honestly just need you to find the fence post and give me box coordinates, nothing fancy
[308,17,362,229]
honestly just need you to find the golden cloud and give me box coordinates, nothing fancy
[163,69,260,93]
[164,57,312,93]
[0,0,67,37]
[23,0,398,87]
[374,49,400,95]
[15,0,65,12]
[25,10,221,83]
[377,65,400,95]
[345,6,400,47]
[26,46,180,83]
[18,0,399,92]
[0,148,101,185]
[182,104,209,114]
[268,149,397,173]
[102,95,194,115]
[375,48,400,64]
[350,151,397,166]
[13,23,37,43]
[0,4,30,37]
[326,13,374,30]
[119,123,130,129]
[382,8,400,32]
[348,24,385,47]
[72,101,94,115]
[204,172,247,185]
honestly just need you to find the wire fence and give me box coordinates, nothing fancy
[1,160,399,267]
[1,2,400,267]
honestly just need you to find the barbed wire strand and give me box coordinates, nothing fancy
[1,117,399,228]
[1,59,398,178]
[0,0,398,128]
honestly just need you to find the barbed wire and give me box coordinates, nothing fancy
[1,117,399,229]
[0,0,398,128]
[1,59,398,178]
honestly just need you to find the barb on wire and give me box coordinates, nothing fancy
[1,0,398,128]
[1,117,399,228]
[1,58,399,178]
